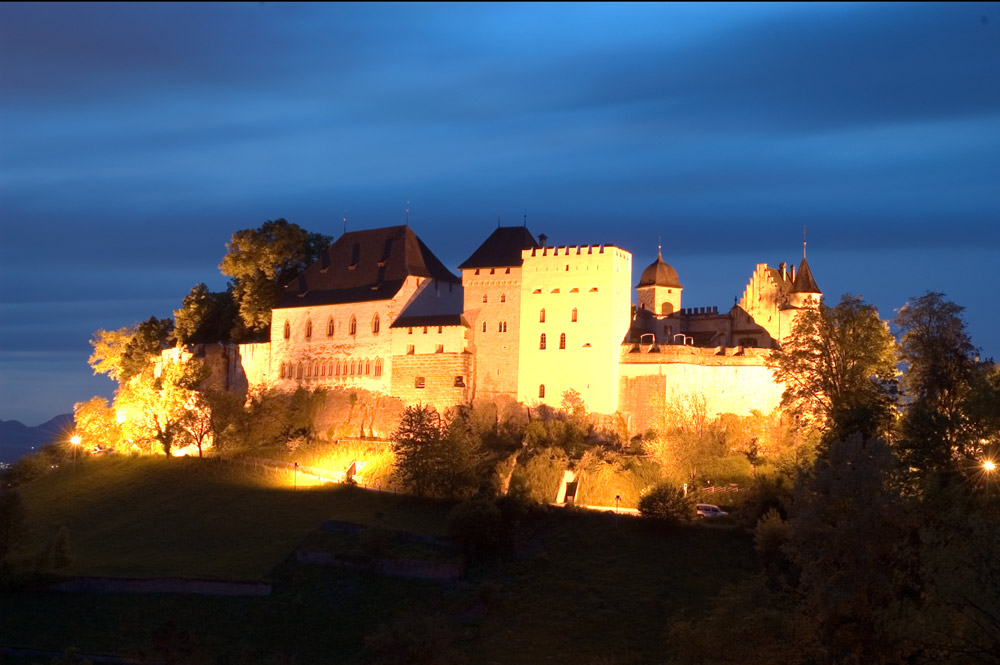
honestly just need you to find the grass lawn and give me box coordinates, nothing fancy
[11,455,450,580]
[2,455,758,664]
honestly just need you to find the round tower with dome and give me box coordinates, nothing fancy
[636,247,683,315]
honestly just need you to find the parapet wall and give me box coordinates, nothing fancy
[619,345,784,434]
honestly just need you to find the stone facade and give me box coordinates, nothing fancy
[179,223,820,434]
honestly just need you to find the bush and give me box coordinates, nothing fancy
[638,484,694,524]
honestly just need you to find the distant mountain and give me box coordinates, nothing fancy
[0,414,74,464]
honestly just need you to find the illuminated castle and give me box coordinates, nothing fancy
[233,225,820,432]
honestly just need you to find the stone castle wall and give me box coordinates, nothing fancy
[462,266,523,400]
[619,345,784,434]
[390,352,472,410]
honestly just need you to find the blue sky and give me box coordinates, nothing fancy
[1,2,998,425]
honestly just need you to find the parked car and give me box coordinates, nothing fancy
[696,503,728,518]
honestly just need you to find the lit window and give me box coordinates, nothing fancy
[539,308,545,323]
[365,360,371,374]
[571,308,578,322]
[374,359,383,377]
[305,320,312,339]
[539,384,545,398]
[349,316,357,336]
[560,333,566,349]
[540,333,546,350]
[327,318,334,336]
[415,376,425,389]
[372,314,380,334]
[283,321,290,339]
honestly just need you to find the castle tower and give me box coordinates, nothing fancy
[787,256,821,308]
[636,248,683,316]
[458,226,539,400]
[517,243,632,414]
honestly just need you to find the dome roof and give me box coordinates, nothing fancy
[637,250,682,289]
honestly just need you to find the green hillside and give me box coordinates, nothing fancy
[1,455,757,664]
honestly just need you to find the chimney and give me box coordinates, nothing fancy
[539,233,548,247]
[790,265,796,282]
[779,262,787,280]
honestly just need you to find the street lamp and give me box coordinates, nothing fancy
[984,460,996,473]
[70,435,81,474]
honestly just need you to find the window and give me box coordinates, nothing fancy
[590,287,599,292]
[280,363,286,379]
[408,327,413,335]
[539,308,546,323]
[540,333,546,350]
[349,316,357,336]
[372,314,380,334]
[482,321,487,333]
[422,326,428,334]
[305,320,312,339]
[498,321,507,333]
[533,289,542,294]
[335,360,341,376]
[505,268,510,274]
[374,359,383,377]
[559,333,566,349]
[283,321,290,339]
[435,344,444,353]
[490,268,495,275]
[475,269,480,275]
[539,384,545,398]
[454,375,466,388]
[483,294,488,303]
[551,288,560,294]
[365,360,371,374]
[500,293,506,303]
[438,326,443,333]
[415,377,425,389]
[296,363,303,379]
[406,344,415,355]
[327,317,334,336]
[571,308,578,322]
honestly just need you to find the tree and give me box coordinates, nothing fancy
[115,360,206,456]
[895,292,982,475]
[219,219,331,341]
[89,317,175,385]
[391,405,477,499]
[769,294,898,446]
[72,396,122,453]
[784,436,919,665]
[173,283,237,345]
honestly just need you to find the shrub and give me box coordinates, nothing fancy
[638,484,694,524]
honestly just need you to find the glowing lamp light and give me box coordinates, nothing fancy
[984,460,997,473]
[70,435,81,446]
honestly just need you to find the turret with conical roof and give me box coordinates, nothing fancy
[787,246,821,308]
[636,247,683,315]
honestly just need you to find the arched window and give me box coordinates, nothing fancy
[482,321,487,333]
[349,315,357,336]
[327,317,334,336]
[283,321,290,339]
[305,320,312,339]
[279,363,286,379]
[500,294,506,303]
[571,308,578,322]
[539,333,546,350]
[350,360,356,375]
[374,358,383,377]
[372,314,380,334]
[296,362,303,379]
[539,308,546,323]
[335,360,341,376]
[539,384,545,398]
[482,294,488,303]
[559,333,566,349]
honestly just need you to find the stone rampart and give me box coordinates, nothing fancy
[390,352,471,411]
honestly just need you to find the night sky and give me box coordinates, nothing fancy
[2,2,998,426]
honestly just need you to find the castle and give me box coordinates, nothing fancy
[225,224,820,434]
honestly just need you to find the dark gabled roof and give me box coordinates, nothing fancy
[458,226,539,270]
[791,257,821,294]
[276,225,459,309]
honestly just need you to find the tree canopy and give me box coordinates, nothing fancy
[768,294,898,445]
[173,283,238,345]
[89,316,175,385]
[219,219,331,341]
